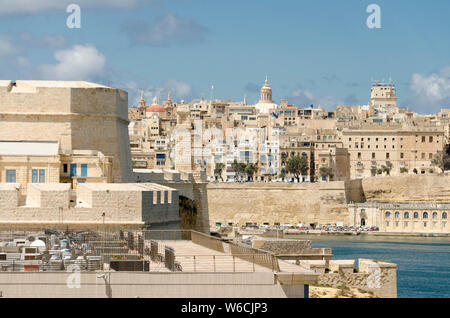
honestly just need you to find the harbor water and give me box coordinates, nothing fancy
[295,235,450,298]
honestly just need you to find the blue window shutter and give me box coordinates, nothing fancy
[81,164,87,177]
[70,164,77,177]
[32,169,38,183]
[6,170,16,183]
[39,169,45,183]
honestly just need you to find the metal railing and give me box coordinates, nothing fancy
[174,254,278,273]
[229,242,280,272]
[191,231,225,253]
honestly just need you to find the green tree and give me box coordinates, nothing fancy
[400,167,408,174]
[381,161,393,175]
[245,163,258,181]
[231,160,246,181]
[431,151,450,173]
[214,163,225,181]
[319,167,334,181]
[279,168,286,181]
[286,155,309,182]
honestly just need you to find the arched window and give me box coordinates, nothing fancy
[395,212,400,219]
[443,212,448,219]
[404,212,410,219]
[432,212,438,219]
[301,152,307,158]
[385,211,391,219]
[423,212,428,219]
[414,212,419,219]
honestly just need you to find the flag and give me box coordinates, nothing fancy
[211,85,215,89]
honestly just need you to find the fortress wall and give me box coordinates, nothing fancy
[0,184,19,208]
[70,88,133,182]
[361,175,450,202]
[0,82,133,183]
[207,182,353,226]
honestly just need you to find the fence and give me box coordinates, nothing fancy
[173,254,276,273]
[191,231,225,253]
[229,242,280,272]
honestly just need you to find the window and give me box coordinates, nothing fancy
[424,222,427,228]
[443,212,448,219]
[372,153,376,159]
[6,169,16,183]
[38,169,45,183]
[386,153,390,159]
[70,164,77,177]
[32,169,38,183]
[400,153,404,159]
[63,164,68,173]
[80,164,87,177]
[429,136,433,142]
[358,152,361,159]
[432,212,438,219]
[404,212,410,219]
[385,211,391,218]
[421,153,425,159]
[404,222,409,227]
[414,212,419,219]
[429,153,433,160]
[423,212,428,219]
[395,211,400,219]
[422,136,425,142]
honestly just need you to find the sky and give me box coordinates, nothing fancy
[0,0,449,113]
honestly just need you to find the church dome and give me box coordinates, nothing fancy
[146,96,165,113]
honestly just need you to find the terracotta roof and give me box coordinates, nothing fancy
[146,105,165,112]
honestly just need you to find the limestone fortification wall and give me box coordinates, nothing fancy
[316,259,397,298]
[135,169,210,233]
[361,175,450,202]
[0,183,179,228]
[0,183,19,208]
[207,181,359,226]
[0,81,133,182]
[208,175,450,226]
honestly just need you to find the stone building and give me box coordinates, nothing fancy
[0,141,113,189]
[0,80,133,182]
[342,126,445,179]
[348,201,449,233]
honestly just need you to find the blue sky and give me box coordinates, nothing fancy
[0,0,449,113]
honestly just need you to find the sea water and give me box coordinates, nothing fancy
[296,235,450,298]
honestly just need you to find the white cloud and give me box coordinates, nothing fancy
[410,67,450,103]
[0,0,139,15]
[0,36,18,57]
[288,87,342,110]
[163,79,192,98]
[39,44,106,80]
[121,79,193,106]
[125,14,208,47]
